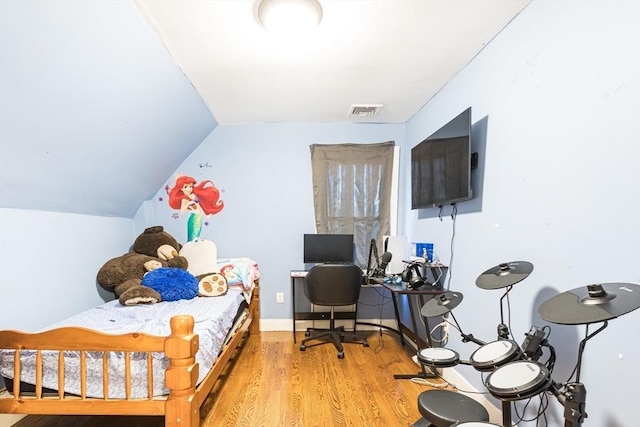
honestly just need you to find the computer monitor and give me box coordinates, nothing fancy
[303,234,354,264]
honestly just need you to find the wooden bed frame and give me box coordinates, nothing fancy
[0,284,260,427]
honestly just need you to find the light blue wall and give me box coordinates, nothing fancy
[0,0,216,217]
[135,122,405,321]
[403,1,639,425]
[0,1,637,425]
[0,208,133,331]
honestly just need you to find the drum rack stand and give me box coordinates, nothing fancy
[548,321,607,427]
[393,306,444,380]
[393,364,439,380]
[501,322,605,427]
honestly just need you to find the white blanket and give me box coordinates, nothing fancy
[0,290,246,399]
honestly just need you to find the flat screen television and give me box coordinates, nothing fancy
[411,107,472,209]
[303,234,354,264]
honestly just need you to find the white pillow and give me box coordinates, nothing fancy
[179,239,219,277]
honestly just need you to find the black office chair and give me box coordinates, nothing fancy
[299,263,369,358]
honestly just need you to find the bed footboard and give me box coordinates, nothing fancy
[1,283,260,426]
[0,315,200,425]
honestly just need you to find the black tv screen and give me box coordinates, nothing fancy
[411,107,472,209]
[303,234,354,264]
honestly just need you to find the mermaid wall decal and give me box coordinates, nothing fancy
[166,175,224,242]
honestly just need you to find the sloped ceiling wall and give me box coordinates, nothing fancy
[0,0,216,218]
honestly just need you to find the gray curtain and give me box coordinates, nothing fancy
[310,141,394,268]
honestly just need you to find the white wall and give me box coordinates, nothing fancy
[403,1,639,425]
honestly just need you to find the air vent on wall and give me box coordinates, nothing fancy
[349,104,383,117]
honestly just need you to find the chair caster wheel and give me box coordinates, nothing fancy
[337,352,344,359]
[304,331,311,337]
[300,344,306,351]
[363,339,369,347]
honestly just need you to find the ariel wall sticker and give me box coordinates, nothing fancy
[166,175,224,242]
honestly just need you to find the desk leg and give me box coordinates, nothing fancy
[419,294,434,348]
[393,294,437,380]
[292,276,297,343]
[408,295,420,349]
[389,291,406,347]
[405,294,432,350]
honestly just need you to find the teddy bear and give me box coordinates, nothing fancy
[97,226,189,306]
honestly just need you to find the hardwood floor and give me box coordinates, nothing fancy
[13,331,448,427]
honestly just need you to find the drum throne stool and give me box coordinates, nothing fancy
[411,290,492,426]
[412,389,490,427]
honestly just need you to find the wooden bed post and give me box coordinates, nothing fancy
[164,315,199,427]
[250,284,261,335]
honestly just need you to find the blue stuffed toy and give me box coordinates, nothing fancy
[141,267,199,302]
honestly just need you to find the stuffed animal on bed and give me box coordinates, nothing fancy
[195,272,228,297]
[179,239,218,277]
[179,239,228,296]
[141,267,200,301]
[97,226,191,306]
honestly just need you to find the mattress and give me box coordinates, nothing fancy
[0,289,247,399]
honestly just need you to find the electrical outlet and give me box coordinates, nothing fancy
[276,292,284,303]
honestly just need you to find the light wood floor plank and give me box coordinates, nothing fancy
[12,331,448,427]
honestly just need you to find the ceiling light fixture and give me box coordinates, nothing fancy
[256,0,323,34]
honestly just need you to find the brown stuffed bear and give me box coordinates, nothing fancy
[97,226,188,306]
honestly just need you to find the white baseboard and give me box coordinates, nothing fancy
[260,318,295,331]
[260,318,398,332]
[440,368,502,424]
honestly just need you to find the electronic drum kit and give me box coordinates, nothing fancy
[415,261,640,427]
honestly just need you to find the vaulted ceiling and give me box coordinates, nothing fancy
[0,0,530,218]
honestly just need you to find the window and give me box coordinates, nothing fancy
[310,141,395,267]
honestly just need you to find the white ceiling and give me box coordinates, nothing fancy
[135,0,531,125]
